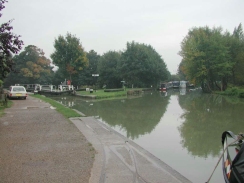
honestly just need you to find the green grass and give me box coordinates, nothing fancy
[77,89,127,99]
[31,94,82,118]
[216,87,244,98]
[0,100,13,117]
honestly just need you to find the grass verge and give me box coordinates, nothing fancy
[31,94,82,118]
[216,87,244,98]
[77,88,145,99]
[0,100,13,117]
[77,89,127,99]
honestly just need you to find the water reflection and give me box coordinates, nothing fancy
[178,93,244,158]
[73,92,170,139]
[180,88,186,95]
[51,90,244,159]
[49,90,244,182]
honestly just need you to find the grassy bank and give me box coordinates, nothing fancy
[77,89,127,99]
[216,87,244,98]
[31,94,82,118]
[0,100,12,117]
[76,88,154,100]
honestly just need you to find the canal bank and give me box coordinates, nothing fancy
[71,116,192,183]
[0,95,192,183]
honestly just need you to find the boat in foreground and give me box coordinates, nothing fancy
[206,131,244,183]
[222,131,244,183]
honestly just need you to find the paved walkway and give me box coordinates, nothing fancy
[0,96,94,183]
[0,95,192,183]
[71,117,192,183]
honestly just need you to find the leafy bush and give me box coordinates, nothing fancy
[230,87,239,96]
[238,91,244,98]
[219,87,244,98]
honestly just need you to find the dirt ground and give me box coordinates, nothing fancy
[0,96,95,183]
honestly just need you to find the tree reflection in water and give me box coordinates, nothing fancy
[85,92,169,140]
[178,93,244,158]
[53,92,170,140]
[50,91,244,183]
[51,91,244,159]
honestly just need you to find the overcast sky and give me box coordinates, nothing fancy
[1,0,243,74]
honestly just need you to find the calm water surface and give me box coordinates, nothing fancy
[51,89,244,183]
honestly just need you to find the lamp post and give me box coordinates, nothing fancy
[92,74,99,92]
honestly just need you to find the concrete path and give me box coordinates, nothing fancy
[71,117,192,183]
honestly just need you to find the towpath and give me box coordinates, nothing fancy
[0,96,94,182]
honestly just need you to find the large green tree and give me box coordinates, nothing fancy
[51,69,65,86]
[179,26,232,92]
[177,61,187,81]
[229,23,244,85]
[76,50,100,86]
[51,33,88,84]
[4,45,54,86]
[119,41,169,88]
[0,0,23,81]
[97,51,122,88]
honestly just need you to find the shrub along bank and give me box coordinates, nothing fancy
[217,87,244,98]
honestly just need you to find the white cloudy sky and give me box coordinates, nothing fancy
[1,0,243,74]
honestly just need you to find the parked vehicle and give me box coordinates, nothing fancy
[7,86,27,100]
[15,84,40,92]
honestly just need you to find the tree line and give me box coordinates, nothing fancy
[3,33,170,89]
[1,0,243,92]
[1,0,170,89]
[178,23,244,92]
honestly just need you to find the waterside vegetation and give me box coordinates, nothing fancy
[178,24,244,93]
[216,86,244,98]
[0,100,12,117]
[77,89,126,99]
[31,94,82,118]
[77,88,146,100]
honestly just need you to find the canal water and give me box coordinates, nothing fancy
[50,88,244,183]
